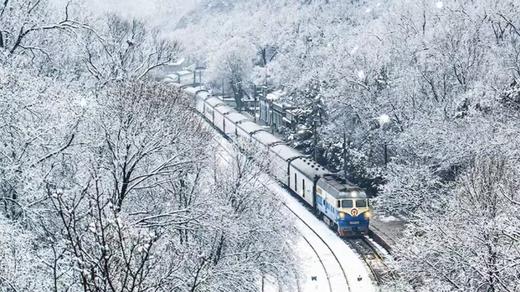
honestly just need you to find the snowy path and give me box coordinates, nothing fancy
[211,130,376,292]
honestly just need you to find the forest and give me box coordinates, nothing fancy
[0,0,294,291]
[1,0,520,291]
[173,0,520,290]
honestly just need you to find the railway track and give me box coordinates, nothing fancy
[282,201,352,292]
[346,237,396,285]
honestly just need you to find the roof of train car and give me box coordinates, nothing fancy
[236,121,264,135]
[270,144,302,160]
[226,112,248,123]
[317,175,366,199]
[215,104,234,114]
[184,86,206,95]
[252,131,282,146]
[205,97,225,107]
[291,156,330,178]
[172,70,192,76]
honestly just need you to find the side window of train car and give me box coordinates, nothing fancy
[355,200,367,208]
[342,200,353,208]
[302,179,305,197]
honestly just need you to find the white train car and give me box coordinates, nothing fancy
[223,112,248,136]
[214,104,234,132]
[203,97,225,123]
[251,131,282,149]
[289,157,330,207]
[268,144,303,184]
[188,88,210,113]
[235,121,264,142]
[166,70,194,86]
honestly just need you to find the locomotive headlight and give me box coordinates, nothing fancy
[339,212,346,219]
[364,211,372,220]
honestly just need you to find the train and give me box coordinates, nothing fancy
[172,81,372,237]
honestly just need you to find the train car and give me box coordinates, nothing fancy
[165,70,194,86]
[203,97,225,123]
[316,175,371,236]
[268,144,303,183]
[185,87,209,112]
[251,131,282,149]
[223,112,248,136]
[288,157,330,207]
[235,121,265,141]
[214,104,234,133]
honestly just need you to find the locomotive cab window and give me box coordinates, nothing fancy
[355,200,367,207]
[341,200,353,208]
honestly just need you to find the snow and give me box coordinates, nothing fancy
[173,70,192,76]
[183,86,206,95]
[215,104,234,114]
[270,144,302,160]
[377,114,391,127]
[205,96,224,107]
[266,90,285,101]
[226,112,248,123]
[252,131,282,146]
[357,70,365,80]
[167,58,185,66]
[377,215,399,223]
[236,121,265,134]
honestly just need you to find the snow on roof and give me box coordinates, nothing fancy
[173,70,192,76]
[197,91,210,99]
[236,121,264,134]
[266,90,285,101]
[226,112,248,123]
[252,131,282,146]
[205,97,225,107]
[292,157,330,178]
[184,86,206,95]
[317,175,364,199]
[270,144,302,160]
[215,105,234,114]
[167,58,185,66]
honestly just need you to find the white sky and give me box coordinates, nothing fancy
[51,0,197,23]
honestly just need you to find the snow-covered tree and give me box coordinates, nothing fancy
[387,156,520,291]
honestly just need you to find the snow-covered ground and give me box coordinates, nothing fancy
[212,133,376,292]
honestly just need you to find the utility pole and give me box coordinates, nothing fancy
[221,79,225,98]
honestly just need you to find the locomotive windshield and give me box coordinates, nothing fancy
[355,199,367,207]
[341,200,353,208]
